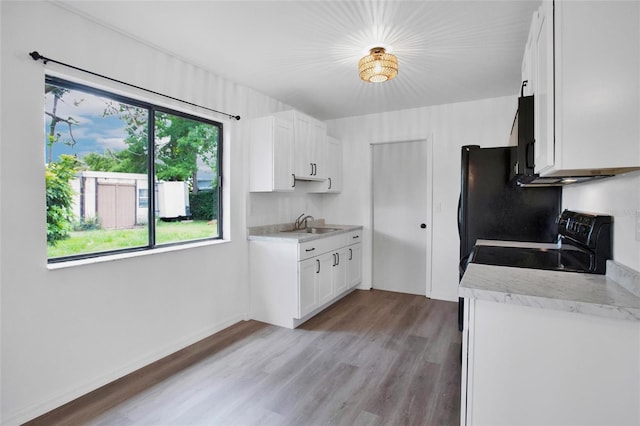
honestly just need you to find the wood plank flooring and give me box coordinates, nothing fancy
[26,289,461,426]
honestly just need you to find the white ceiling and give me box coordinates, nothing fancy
[58,0,540,121]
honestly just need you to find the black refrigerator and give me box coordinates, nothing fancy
[457,145,561,329]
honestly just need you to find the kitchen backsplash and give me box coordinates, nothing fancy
[247,184,324,227]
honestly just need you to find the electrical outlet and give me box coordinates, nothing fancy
[636,211,640,242]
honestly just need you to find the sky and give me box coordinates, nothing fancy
[44,87,133,163]
[44,85,217,185]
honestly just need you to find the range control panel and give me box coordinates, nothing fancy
[557,210,612,251]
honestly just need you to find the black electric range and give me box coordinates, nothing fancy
[469,210,613,274]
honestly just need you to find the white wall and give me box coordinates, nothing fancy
[324,96,518,301]
[562,172,640,271]
[247,184,324,228]
[0,2,288,423]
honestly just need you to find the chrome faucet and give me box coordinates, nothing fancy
[294,213,314,229]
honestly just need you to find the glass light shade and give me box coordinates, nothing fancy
[358,47,398,83]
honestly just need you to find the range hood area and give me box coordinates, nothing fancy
[509,94,634,187]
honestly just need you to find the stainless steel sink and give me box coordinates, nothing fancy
[280,227,341,234]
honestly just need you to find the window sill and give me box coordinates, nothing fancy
[47,239,231,270]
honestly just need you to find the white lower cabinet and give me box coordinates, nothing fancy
[298,256,320,318]
[316,253,333,308]
[461,298,640,426]
[331,248,348,295]
[347,243,362,288]
[250,229,363,329]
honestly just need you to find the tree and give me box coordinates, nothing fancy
[102,102,149,174]
[46,155,80,245]
[88,108,219,195]
[82,150,120,172]
[45,84,80,164]
[44,85,83,246]
[154,113,219,193]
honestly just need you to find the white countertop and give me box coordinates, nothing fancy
[248,223,362,243]
[460,240,640,322]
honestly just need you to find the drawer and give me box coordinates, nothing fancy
[298,234,343,261]
[345,230,362,245]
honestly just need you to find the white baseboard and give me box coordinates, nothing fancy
[6,314,245,425]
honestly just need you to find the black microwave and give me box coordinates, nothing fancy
[509,95,535,177]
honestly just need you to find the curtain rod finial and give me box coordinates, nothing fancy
[29,51,42,61]
[234,115,241,121]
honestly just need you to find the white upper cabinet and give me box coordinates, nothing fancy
[309,136,343,193]
[520,9,539,97]
[274,110,327,180]
[532,0,640,177]
[533,1,554,174]
[249,116,295,192]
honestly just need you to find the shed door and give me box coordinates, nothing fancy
[97,183,136,229]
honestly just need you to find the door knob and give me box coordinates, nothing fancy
[420,223,427,229]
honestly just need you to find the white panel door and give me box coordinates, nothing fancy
[372,140,428,296]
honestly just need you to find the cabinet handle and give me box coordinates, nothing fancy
[332,253,337,266]
[349,248,353,261]
[292,174,296,188]
[328,177,332,190]
[305,247,315,252]
[316,259,320,273]
[310,163,314,175]
[336,252,340,265]
[526,140,535,169]
[352,235,359,239]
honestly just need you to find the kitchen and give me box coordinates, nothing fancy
[1,1,640,425]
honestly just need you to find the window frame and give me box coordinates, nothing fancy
[45,76,224,264]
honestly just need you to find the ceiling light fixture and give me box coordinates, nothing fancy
[358,47,398,83]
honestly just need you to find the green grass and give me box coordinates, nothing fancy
[48,220,218,259]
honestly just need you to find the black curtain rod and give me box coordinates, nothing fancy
[29,51,241,121]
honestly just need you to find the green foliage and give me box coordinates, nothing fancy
[189,190,218,221]
[85,107,218,191]
[46,155,80,245]
[82,151,121,172]
[48,221,217,258]
[155,113,219,183]
[101,102,149,174]
[73,216,102,231]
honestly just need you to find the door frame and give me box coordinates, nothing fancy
[369,135,434,297]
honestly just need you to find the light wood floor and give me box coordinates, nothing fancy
[26,289,461,426]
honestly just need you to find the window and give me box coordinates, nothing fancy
[45,77,222,262]
[138,188,149,208]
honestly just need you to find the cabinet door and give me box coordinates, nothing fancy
[273,118,295,191]
[310,120,327,179]
[317,252,335,306]
[309,136,342,193]
[249,117,294,192]
[521,10,538,96]
[534,1,555,174]
[332,249,348,295]
[554,1,640,172]
[326,136,342,192]
[294,113,314,179]
[298,257,318,318]
[347,243,362,288]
